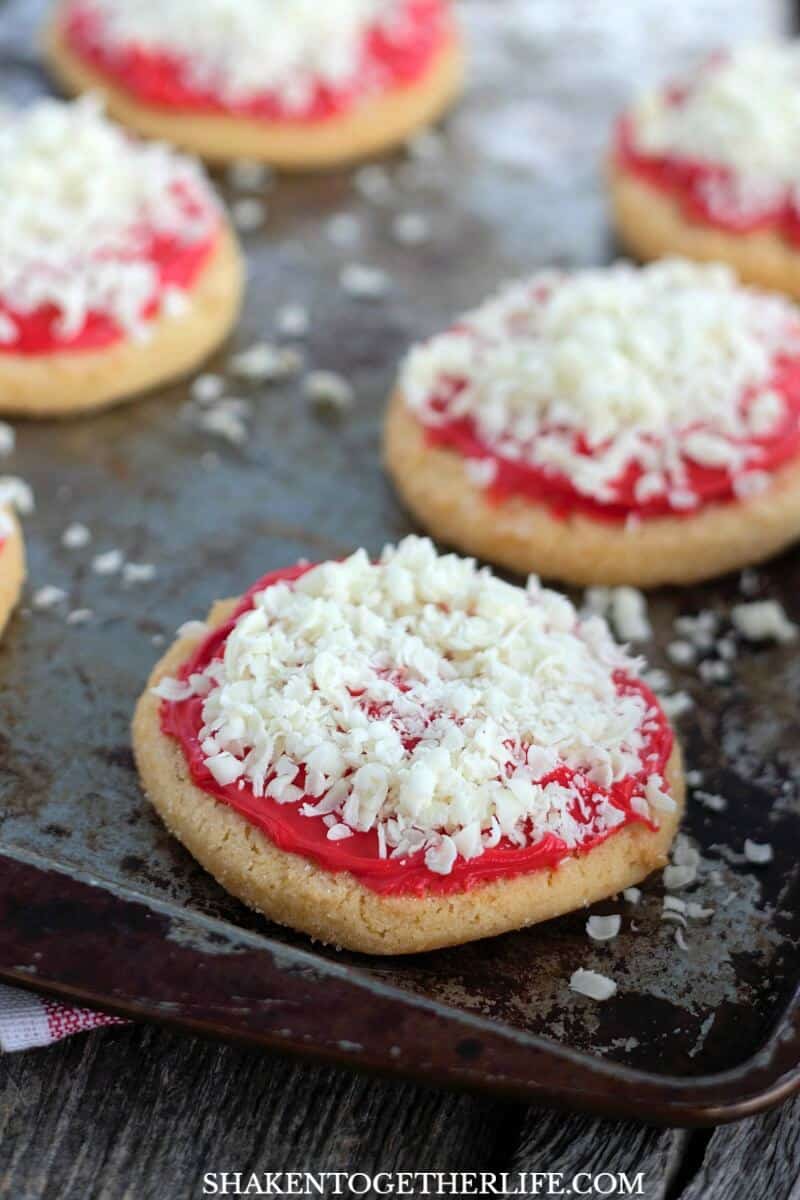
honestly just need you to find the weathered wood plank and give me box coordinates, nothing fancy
[0,1026,518,1200]
[511,1108,686,1200]
[677,1094,800,1200]
[3,1025,800,1200]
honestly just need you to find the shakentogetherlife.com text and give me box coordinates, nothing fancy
[201,1171,647,1197]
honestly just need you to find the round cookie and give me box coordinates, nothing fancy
[45,0,463,169]
[385,260,800,588]
[133,538,684,955]
[0,98,244,418]
[609,44,800,297]
[0,508,26,638]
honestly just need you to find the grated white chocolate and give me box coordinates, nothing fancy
[630,45,800,209]
[0,97,218,346]
[158,537,671,876]
[400,259,800,509]
[71,0,422,114]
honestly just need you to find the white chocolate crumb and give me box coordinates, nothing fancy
[667,640,695,666]
[392,212,430,246]
[191,374,226,404]
[161,286,189,319]
[33,585,67,610]
[698,659,731,684]
[570,968,617,1001]
[732,600,798,644]
[0,476,34,514]
[66,608,93,625]
[232,197,267,232]
[339,263,389,299]
[664,864,697,890]
[276,304,310,338]
[696,790,727,813]
[464,458,498,489]
[326,213,361,247]
[229,342,302,382]
[123,562,156,585]
[305,370,354,412]
[62,522,91,549]
[92,548,124,575]
[196,399,250,445]
[660,691,694,719]
[586,914,621,941]
[744,839,773,865]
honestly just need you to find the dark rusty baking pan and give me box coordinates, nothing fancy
[0,0,798,1126]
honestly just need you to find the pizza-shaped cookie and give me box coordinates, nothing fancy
[133,537,683,955]
[45,0,463,168]
[610,44,800,297]
[0,97,243,417]
[0,507,25,639]
[385,259,800,587]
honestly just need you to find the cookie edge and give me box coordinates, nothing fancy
[383,390,800,587]
[608,158,800,299]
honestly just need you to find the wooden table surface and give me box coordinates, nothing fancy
[1,1,799,1196]
[1,1025,798,1199]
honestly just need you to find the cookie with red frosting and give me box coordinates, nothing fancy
[0,504,26,639]
[385,259,800,587]
[45,0,463,168]
[0,97,243,417]
[133,537,683,955]
[610,44,800,297]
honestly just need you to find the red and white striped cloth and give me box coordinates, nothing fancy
[0,983,126,1051]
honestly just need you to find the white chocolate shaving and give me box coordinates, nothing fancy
[158,537,671,876]
[400,260,800,509]
[72,0,416,113]
[631,45,800,198]
[0,97,216,345]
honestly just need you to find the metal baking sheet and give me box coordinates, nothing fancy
[1,0,798,1125]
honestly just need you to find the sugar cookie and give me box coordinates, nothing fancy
[385,260,800,587]
[133,537,683,955]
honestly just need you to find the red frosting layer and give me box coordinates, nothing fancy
[421,357,800,523]
[160,563,673,898]
[63,0,451,123]
[615,113,800,244]
[0,199,218,357]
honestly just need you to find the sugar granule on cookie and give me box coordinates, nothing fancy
[133,536,683,955]
[610,44,800,297]
[0,97,243,417]
[46,0,464,169]
[385,259,800,587]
